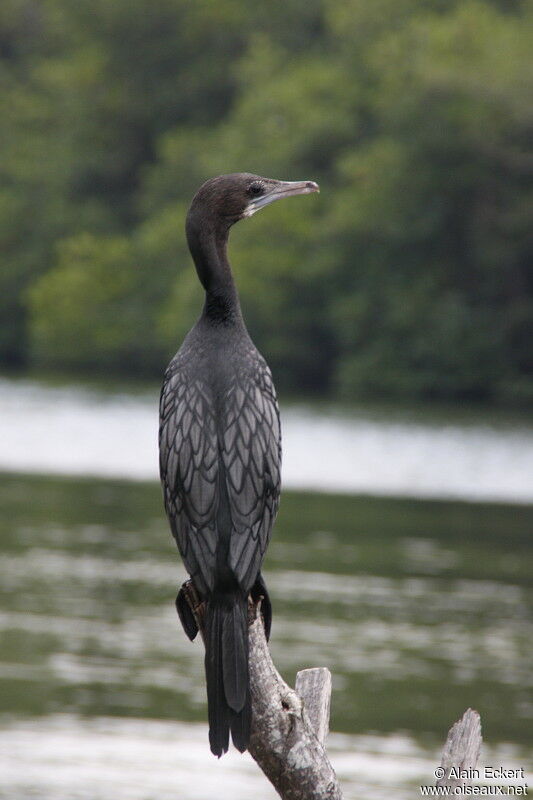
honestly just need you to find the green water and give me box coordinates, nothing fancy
[0,472,532,749]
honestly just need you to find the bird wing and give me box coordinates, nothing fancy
[159,368,219,595]
[160,359,281,597]
[220,362,281,593]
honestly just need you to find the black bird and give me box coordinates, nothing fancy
[159,173,319,756]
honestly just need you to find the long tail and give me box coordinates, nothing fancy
[205,591,250,757]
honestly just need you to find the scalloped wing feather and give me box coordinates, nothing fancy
[160,356,281,596]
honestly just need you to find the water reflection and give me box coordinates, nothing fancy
[1,373,532,798]
[1,376,533,501]
[1,473,531,768]
[1,715,528,800]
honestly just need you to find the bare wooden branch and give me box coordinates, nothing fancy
[181,580,483,800]
[247,604,342,800]
[437,708,482,788]
[295,668,332,746]
[181,581,343,800]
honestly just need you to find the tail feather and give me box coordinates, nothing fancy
[229,690,251,753]
[205,593,250,757]
[206,602,229,756]
[222,599,248,712]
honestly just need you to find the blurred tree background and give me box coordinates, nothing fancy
[1,0,532,403]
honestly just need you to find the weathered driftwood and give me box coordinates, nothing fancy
[295,667,332,747]
[182,580,483,800]
[182,581,343,800]
[247,603,342,800]
[437,708,482,789]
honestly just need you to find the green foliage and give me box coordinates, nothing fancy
[1,0,532,402]
[28,234,162,372]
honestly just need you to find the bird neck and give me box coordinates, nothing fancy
[186,218,243,325]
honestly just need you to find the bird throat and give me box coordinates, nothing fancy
[187,219,242,325]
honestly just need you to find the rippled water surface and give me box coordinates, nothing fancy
[2,376,533,501]
[0,473,531,798]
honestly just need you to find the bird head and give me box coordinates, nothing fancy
[186,173,319,234]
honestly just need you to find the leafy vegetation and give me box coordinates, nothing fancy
[1,0,532,402]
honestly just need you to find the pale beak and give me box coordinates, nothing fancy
[245,180,319,216]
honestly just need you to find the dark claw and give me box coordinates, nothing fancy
[176,585,199,641]
[251,572,272,641]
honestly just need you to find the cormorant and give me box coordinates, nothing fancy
[159,173,319,756]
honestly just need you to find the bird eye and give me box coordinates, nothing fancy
[248,182,263,197]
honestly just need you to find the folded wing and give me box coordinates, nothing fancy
[159,360,281,596]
